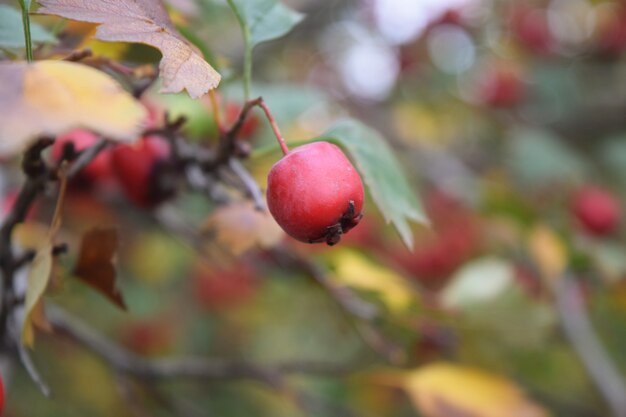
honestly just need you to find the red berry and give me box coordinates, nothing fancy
[266,141,364,245]
[120,319,173,356]
[51,129,113,183]
[110,136,173,208]
[479,65,525,108]
[510,5,553,54]
[572,186,620,236]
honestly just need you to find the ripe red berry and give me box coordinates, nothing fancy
[51,129,113,183]
[479,65,525,108]
[110,135,174,208]
[572,186,620,236]
[266,141,364,245]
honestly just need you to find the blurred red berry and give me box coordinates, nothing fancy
[120,319,173,356]
[110,136,174,208]
[510,5,553,54]
[572,186,620,236]
[514,264,542,299]
[480,65,525,108]
[394,189,480,289]
[51,129,113,184]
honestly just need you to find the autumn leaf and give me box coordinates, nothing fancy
[13,222,55,348]
[527,224,567,283]
[201,201,284,256]
[74,228,126,310]
[37,0,221,99]
[21,241,53,347]
[0,60,146,157]
[327,248,417,314]
[404,362,548,417]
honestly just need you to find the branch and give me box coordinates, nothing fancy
[66,138,110,178]
[228,158,265,210]
[272,249,406,365]
[16,337,51,397]
[47,304,355,386]
[555,276,626,417]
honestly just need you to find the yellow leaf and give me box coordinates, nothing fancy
[328,249,416,313]
[527,225,567,282]
[0,60,146,157]
[12,222,50,251]
[80,39,130,60]
[38,0,221,98]
[405,362,548,417]
[22,241,53,347]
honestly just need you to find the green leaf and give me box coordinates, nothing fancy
[22,241,53,347]
[442,257,515,309]
[227,0,304,100]
[0,5,56,49]
[506,128,589,188]
[229,0,304,47]
[317,119,427,249]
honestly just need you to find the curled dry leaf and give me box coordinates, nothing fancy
[0,60,146,157]
[201,201,284,256]
[37,0,221,98]
[404,362,547,417]
[74,228,126,310]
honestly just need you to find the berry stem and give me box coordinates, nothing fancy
[256,99,289,156]
[225,97,289,156]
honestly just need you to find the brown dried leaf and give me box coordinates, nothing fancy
[38,0,221,98]
[74,228,126,310]
[201,202,284,256]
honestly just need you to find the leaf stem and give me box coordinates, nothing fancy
[18,0,33,62]
[226,0,252,100]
